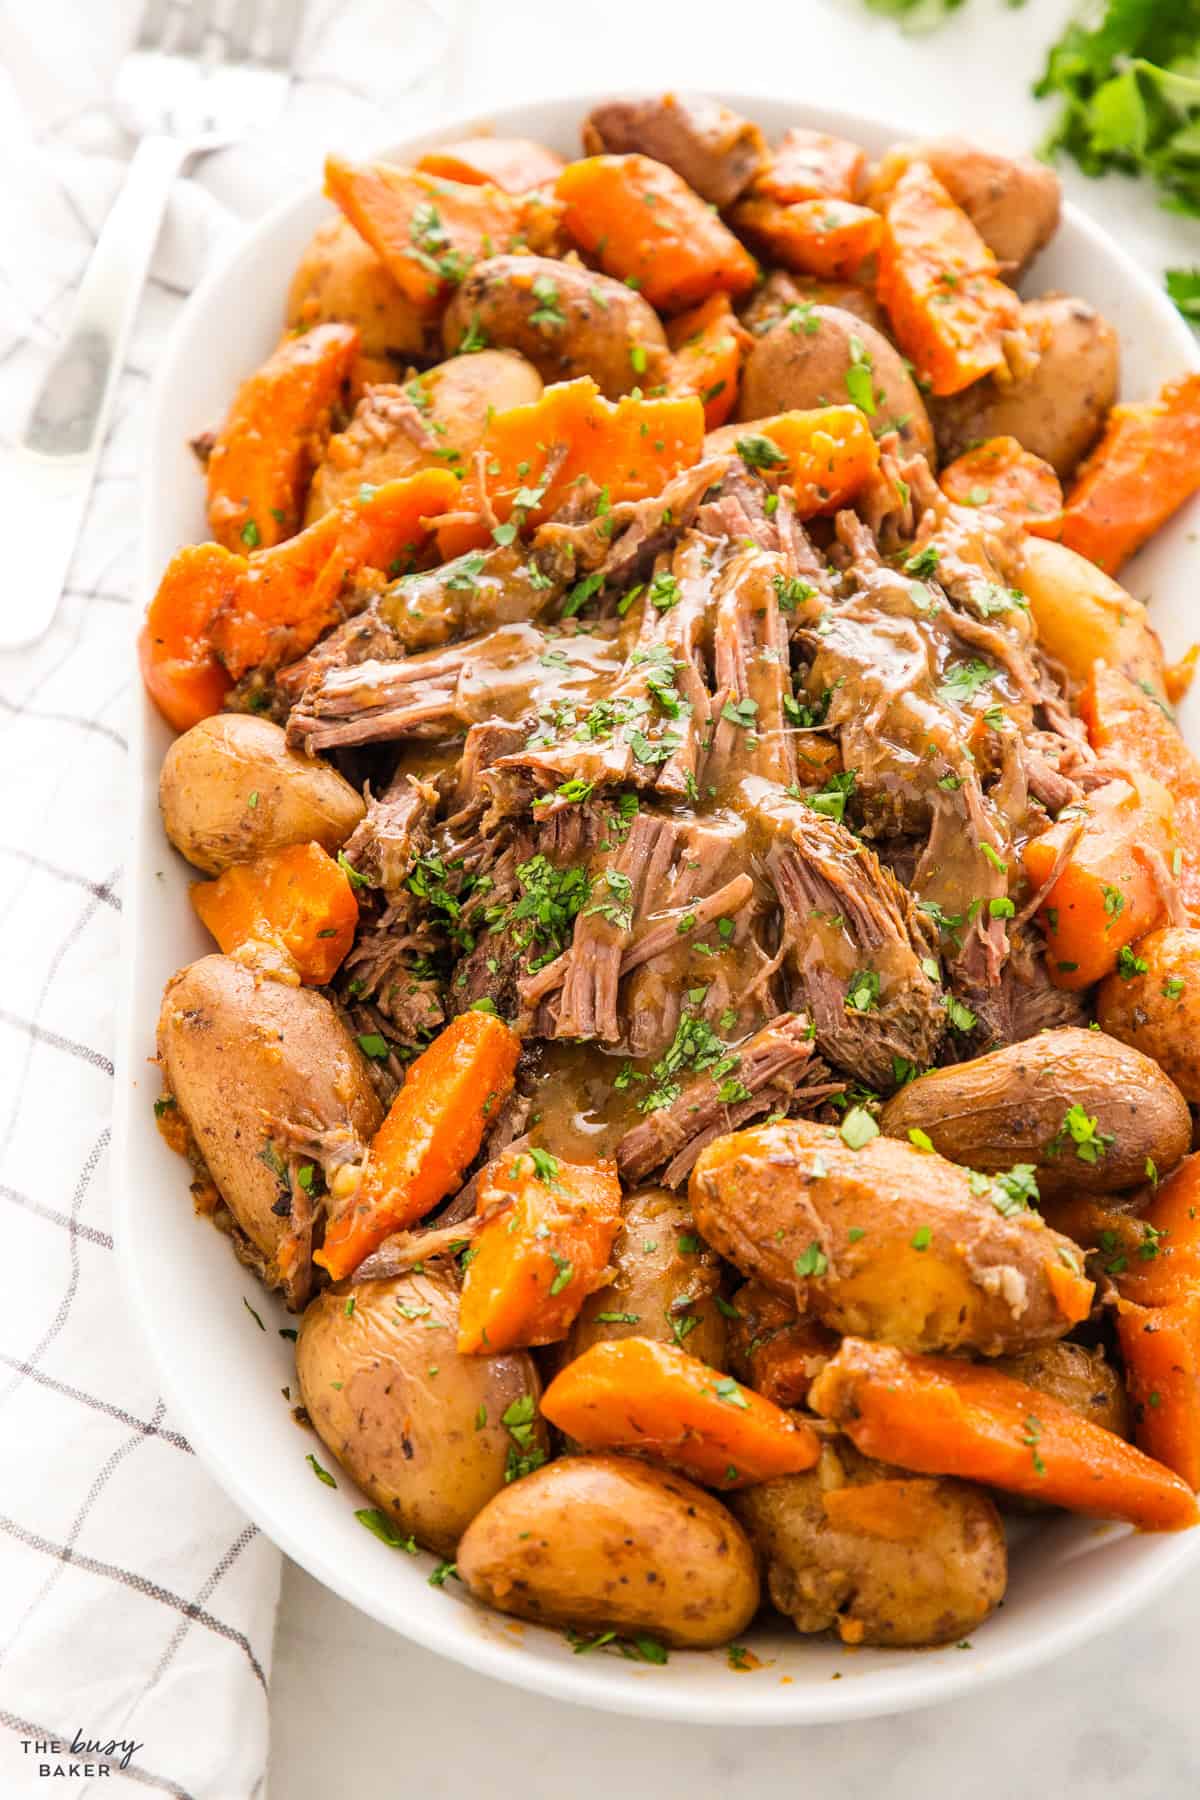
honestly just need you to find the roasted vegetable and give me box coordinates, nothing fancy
[1097,928,1200,1101]
[1017,537,1166,701]
[731,1437,1007,1646]
[725,1281,836,1407]
[457,1151,623,1353]
[157,955,382,1306]
[706,406,880,516]
[416,136,565,193]
[191,841,358,985]
[1059,373,1200,573]
[731,197,882,282]
[286,215,428,369]
[809,1337,1198,1530]
[297,1268,548,1557]
[689,1118,1093,1357]
[1118,1299,1200,1491]
[317,1010,521,1282]
[666,293,749,430]
[456,1454,761,1648]
[158,714,365,875]
[992,1342,1130,1444]
[563,1187,727,1368]
[939,436,1062,533]
[540,1336,820,1489]
[932,294,1118,480]
[879,1027,1190,1198]
[752,126,867,205]
[556,153,758,311]
[870,139,1060,276]
[736,302,933,458]
[441,255,668,400]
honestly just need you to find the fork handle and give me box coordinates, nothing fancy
[0,134,191,652]
[24,133,190,459]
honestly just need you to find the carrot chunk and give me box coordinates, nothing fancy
[137,543,239,732]
[435,378,704,559]
[315,1010,521,1282]
[731,197,882,282]
[1081,661,1200,922]
[540,1336,821,1489]
[1021,774,1176,990]
[556,154,758,312]
[665,294,749,430]
[1059,373,1200,574]
[456,1151,623,1353]
[1118,1299,1200,1491]
[751,127,868,204]
[712,406,880,517]
[191,842,358,985]
[416,137,565,194]
[205,323,359,552]
[325,156,560,312]
[809,1336,1197,1530]
[876,161,1022,397]
[940,436,1063,534]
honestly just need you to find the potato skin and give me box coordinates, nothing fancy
[690,1118,1089,1356]
[737,303,934,459]
[287,214,428,363]
[456,1453,760,1647]
[157,956,382,1299]
[740,269,886,336]
[297,1269,546,1558]
[932,294,1118,479]
[1017,536,1166,700]
[731,1438,1006,1647]
[872,140,1060,275]
[880,1026,1191,1197]
[307,349,542,517]
[993,1341,1130,1440]
[441,255,669,399]
[159,713,365,875]
[1097,928,1200,1104]
[562,1188,727,1367]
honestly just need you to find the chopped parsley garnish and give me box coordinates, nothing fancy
[794,1241,828,1277]
[356,1508,417,1551]
[845,335,876,414]
[840,1106,879,1150]
[938,659,995,707]
[306,1452,337,1488]
[804,768,856,825]
[734,433,788,470]
[846,968,880,1014]
[1049,1103,1113,1165]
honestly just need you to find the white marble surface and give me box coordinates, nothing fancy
[270,1,1200,1791]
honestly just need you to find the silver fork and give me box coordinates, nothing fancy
[2,0,304,650]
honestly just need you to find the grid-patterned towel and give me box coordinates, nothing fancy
[0,4,459,1793]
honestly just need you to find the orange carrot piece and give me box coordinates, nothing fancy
[456,1151,623,1353]
[416,137,565,194]
[666,294,749,430]
[876,161,1021,397]
[315,1010,521,1282]
[191,842,358,985]
[138,543,239,731]
[206,323,358,553]
[1059,373,1200,574]
[751,126,867,204]
[809,1336,1197,1530]
[435,378,704,559]
[1081,660,1200,923]
[325,156,560,312]
[821,1477,951,1542]
[1117,1299,1200,1491]
[1096,1156,1200,1311]
[743,1312,836,1409]
[940,436,1063,534]
[210,467,459,681]
[540,1336,821,1489]
[556,154,758,312]
[1021,774,1176,990]
[712,406,880,517]
[731,197,882,282]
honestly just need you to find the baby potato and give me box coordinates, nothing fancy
[871,139,1060,276]
[159,713,365,875]
[732,1437,1006,1647]
[880,1026,1190,1198]
[441,255,669,399]
[932,293,1118,479]
[287,213,428,363]
[307,349,542,517]
[1017,536,1166,700]
[562,1188,727,1368]
[157,955,382,1304]
[456,1453,760,1648]
[740,269,886,336]
[297,1268,546,1557]
[737,303,934,458]
[992,1341,1130,1441]
[1097,928,1200,1103]
[690,1118,1092,1357]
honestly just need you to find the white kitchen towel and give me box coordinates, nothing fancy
[0,3,464,1794]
